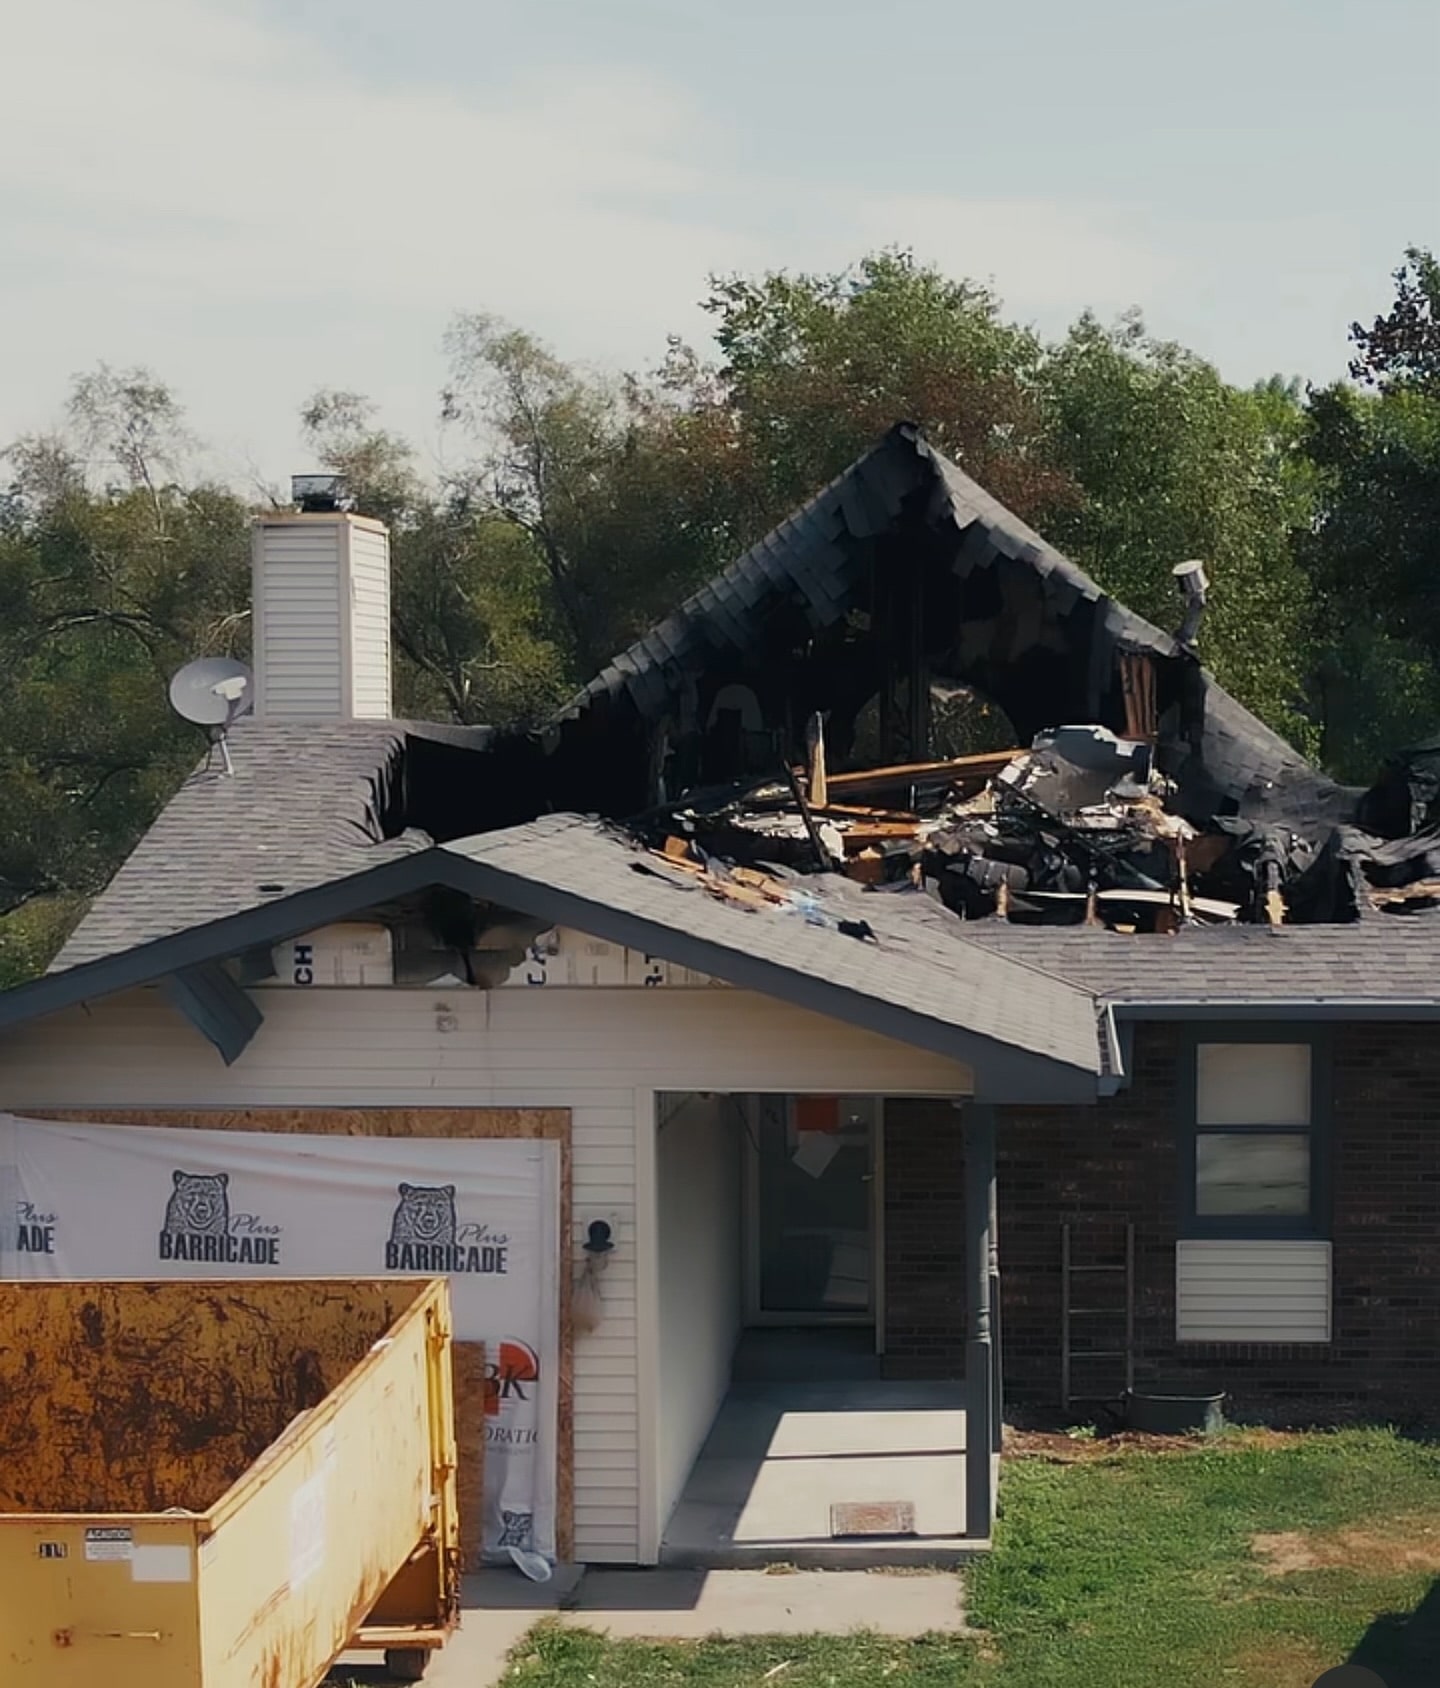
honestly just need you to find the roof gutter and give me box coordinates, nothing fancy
[1109,999,1440,1021]
[1097,1002,1127,1095]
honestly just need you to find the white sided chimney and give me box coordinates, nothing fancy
[251,475,392,720]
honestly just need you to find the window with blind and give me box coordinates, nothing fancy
[1184,1037,1326,1239]
[1177,1032,1332,1342]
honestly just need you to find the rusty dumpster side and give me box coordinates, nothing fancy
[0,1278,460,1688]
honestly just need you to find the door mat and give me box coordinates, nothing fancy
[829,1501,917,1538]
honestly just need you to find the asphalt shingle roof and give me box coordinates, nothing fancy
[440,816,1104,1076]
[30,425,1427,1030]
[50,720,426,973]
[959,919,1440,1007]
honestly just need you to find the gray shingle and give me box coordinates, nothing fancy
[50,720,427,973]
[959,919,1440,1007]
[440,817,1102,1076]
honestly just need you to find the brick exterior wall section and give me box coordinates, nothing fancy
[881,1096,967,1379]
[881,1023,1440,1412]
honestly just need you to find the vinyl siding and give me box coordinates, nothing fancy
[346,522,392,719]
[1176,1239,1333,1343]
[253,515,391,720]
[656,1095,742,1533]
[252,521,344,719]
[0,983,972,1562]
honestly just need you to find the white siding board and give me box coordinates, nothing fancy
[346,522,392,718]
[253,517,344,721]
[0,983,970,1562]
[252,514,391,721]
[1176,1240,1332,1343]
[656,1095,742,1537]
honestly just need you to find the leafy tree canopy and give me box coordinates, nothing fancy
[1300,249,1440,778]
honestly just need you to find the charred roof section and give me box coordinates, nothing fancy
[537,423,1349,832]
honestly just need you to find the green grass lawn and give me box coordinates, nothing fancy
[504,1429,1440,1688]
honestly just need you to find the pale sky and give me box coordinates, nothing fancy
[2,0,1436,489]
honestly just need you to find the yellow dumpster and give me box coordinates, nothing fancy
[0,1278,461,1686]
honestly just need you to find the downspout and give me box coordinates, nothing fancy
[965,1103,997,1540]
[1098,1002,1127,1095]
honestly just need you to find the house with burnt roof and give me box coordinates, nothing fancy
[3,424,1439,1571]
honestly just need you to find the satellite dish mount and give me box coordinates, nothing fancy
[167,657,255,777]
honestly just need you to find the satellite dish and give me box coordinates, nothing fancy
[168,657,254,777]
[168,657,254,728]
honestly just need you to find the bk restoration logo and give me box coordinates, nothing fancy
[485,1339,540,1427]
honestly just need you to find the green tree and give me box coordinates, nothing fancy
[693,248,1076,526]
[1300,250,1440,779]
[299,388,570,727]
[1038,314,1317,750]
[0,368,250,983]
[438,316,746,675]
[1350,246,1440,393]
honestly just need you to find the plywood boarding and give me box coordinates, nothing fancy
[1176,1239,1332,1344]
[451,1341,488,1569]
[30,1107,573,1564]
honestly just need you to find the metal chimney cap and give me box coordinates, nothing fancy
[291,473,352,513]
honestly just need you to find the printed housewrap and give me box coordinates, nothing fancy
[0,1113,560,1565]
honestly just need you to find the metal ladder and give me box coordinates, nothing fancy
[1060,1221,1135,1412]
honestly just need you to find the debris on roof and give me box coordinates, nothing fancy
[628,838,879,941]
[626,713,1440,934]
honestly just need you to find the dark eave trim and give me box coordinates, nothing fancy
[165,963,264,1066]
[0,851,443,1032]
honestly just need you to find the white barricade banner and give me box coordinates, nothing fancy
[0,1112,560,1565]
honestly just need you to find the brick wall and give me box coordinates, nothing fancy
[995,1022,1182,1403]
[882,1024,1440,1412]
[881,1097,967,1378]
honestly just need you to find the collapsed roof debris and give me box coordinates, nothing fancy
[629,839,877,942]
[629,727,1227,934]
[40,422,1440,993]
[623,716,1440,932]
[516,421,1440,934]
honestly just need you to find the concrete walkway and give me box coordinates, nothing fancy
[329,1566,967,1687]
[663,1380,980,1568]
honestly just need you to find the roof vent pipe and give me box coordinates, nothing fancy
[1172,559,1208,647]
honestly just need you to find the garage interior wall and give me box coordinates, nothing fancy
[655,1092,744,1533]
